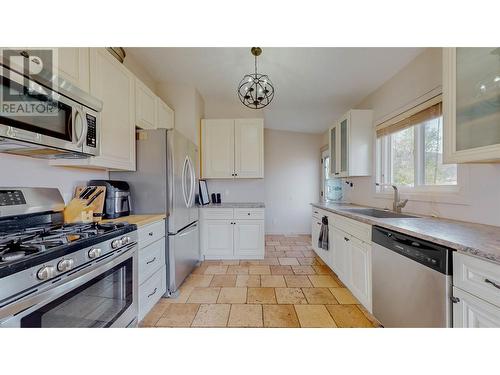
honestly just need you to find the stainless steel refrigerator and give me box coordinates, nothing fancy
[111,129,199,296]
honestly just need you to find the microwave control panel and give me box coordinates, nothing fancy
[86,114,97,148]
[0,190,26,206]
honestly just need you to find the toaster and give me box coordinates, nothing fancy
[88,180,131,219]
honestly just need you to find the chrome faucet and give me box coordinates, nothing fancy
[375,183,408,213]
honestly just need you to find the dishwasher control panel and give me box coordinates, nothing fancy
[372,226,452,275]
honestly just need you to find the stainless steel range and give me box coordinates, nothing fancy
[0,187,138,328]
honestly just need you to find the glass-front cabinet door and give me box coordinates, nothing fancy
[339,117,349,176]
[443,47,500,163]
[329,124,338,177]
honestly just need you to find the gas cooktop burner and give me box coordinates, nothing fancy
[0,222,130,264]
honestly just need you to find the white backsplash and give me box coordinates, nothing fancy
[205,179,265,203]
[0,154,108,203]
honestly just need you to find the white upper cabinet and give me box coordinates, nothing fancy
[87,48,136,170]
[135,78,157,129]
[51,48,136,171]
[329,110,373,177]
[234,119,264,178]
[201,119,235,178]
[56,48,90,92]
[201,118,264,179]
[443,47,500,163]
[156,97,174,129]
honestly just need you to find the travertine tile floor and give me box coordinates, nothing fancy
[140,234,381,328]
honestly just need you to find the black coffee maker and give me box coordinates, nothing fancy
[88,180,131,219]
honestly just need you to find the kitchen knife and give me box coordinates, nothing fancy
[79,186,91,199]
[86,189,103,207]
[82,186,97,200]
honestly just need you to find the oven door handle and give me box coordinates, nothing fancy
[0,245,136,321]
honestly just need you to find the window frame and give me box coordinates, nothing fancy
[376,115,460,196]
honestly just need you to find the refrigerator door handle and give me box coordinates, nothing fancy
[181,156,190,208]
[178,222,198,237]
[187,155,196,208]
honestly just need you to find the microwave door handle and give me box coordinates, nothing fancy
[74,108,87,148]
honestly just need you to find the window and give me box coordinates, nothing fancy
[321,149,342,201]
[376,100,457,192]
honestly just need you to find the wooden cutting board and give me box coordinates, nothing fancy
[64,185,106,224]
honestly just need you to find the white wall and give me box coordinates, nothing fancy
[338,48,500,227]
[264,129,322,234]
[0,154,107,203]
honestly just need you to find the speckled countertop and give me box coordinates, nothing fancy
[312,202,500,265]
[199,202,265,209]
[102,214,166,227]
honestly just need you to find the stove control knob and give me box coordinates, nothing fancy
[111,239,122,249]
[88,248,102,259]
[121,236,130,245]
[37,266,56,281]
[57,258,74,272]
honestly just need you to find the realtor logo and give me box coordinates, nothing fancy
[1,48,60,116]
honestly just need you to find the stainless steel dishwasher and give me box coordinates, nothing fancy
[372,226,453,327]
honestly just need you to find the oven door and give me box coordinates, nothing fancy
[0,246,138,328]
[0,67,86,155]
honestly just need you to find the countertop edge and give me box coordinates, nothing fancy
[102,214,166,228]
[311,203,500,266]
[199,202,265,209]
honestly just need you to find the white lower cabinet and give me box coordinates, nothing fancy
[201,219,234,258]
[234,220,265,259]
[452,252,500,327]
[348,236,372,310]
[453,287,500,328]
[331,227,350,284]
[311,208,333,268]
[201,208,264,260]
[311,206,372,312]
[137,220,167,322]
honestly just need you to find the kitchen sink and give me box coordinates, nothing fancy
[341,208,418,219]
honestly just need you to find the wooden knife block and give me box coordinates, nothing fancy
[64,186,106,224]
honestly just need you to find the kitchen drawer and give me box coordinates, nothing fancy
[312,207,323,220]
[138,220,165,248]
[234,208,264,220]
[454,252,500,308]
[138,265,166,322]
[333,214,371,243]
[139,238,165,285]
[200,208,234,220]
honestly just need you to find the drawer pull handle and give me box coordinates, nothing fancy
[148,288,158,298]
[247,213,251,216]
[485,278,500,290]
[344,237,350,242]
[146,257,157,265]
[149,232,154,236]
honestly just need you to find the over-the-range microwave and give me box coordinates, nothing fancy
[0,56,102,159]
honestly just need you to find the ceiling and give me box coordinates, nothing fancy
[126,47,424,133]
